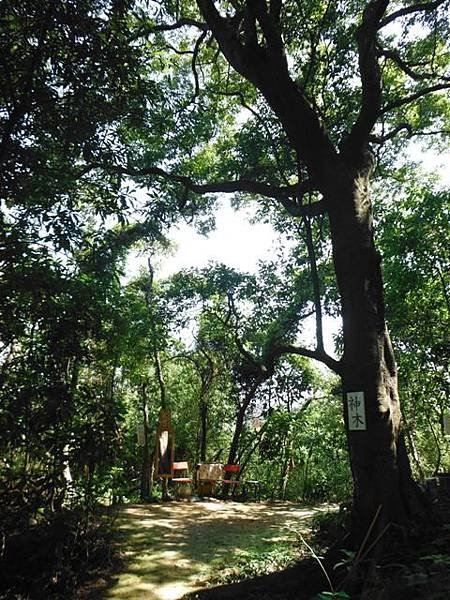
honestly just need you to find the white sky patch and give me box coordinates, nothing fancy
[125,199,279,279]
[409,145,450,185]
[125,197,340,361]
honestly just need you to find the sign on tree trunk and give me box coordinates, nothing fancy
[137,423,145,446]
[347,392,366,431]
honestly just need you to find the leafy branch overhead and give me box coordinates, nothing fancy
[80,0,450,221]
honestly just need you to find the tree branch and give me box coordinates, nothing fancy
[302,215,324,352]
[83,163,327,217]
[378,0,449,29]
[131,18,207,40]
[192,30,208,99]
[271,344,342,375]
[84,161,294,199]
[381,83,450,114]
[196,0,339,188]
[252,0,283,52]
[84,161,326,217]
[345,0,390,159]
[278,197,327,218]
[368,122,413,143]
[379,47,450,82]
[225,292,270,378]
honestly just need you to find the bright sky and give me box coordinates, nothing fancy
[125,199,279,279]
[124,145,449,359]
[125,197,340,357]
[161,201,278,278]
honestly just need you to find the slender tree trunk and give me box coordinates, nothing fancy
[146,258,170,500]
[227,379,262,466]
[140,382,152,500]
[426,415,442,477]
[403,409,425,482]
[302,446,313,501]
[327,166,427,545]
[279,437,294,501]
[199,398,208,462]
[227,402,246,467]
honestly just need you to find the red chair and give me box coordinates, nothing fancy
[172,461,193,484]
[172,462,194,498]
[221,464,241,496]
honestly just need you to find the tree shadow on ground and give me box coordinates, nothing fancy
[79,500,328,600]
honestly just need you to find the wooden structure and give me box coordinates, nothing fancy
[196,462,224,496]
[154,409,175,479]
[172,461,193,484]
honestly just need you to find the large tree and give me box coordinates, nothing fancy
[2,0,449,546]
[106,0,450,543]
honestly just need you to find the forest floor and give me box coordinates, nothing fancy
[79,499,333,600]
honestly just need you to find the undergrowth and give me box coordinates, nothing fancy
[0,507,119,600]
[204,542,304,586]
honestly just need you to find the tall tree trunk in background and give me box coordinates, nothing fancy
[279,436,294,501]
[153,345,169,500]
[140,382,153,500]
[227,403,246,468]
[146,257,170,500]
[195,348,217,463]
[199,398,208,462]
[403,410,425,482]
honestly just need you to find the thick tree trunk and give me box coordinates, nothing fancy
[327,165,427,546]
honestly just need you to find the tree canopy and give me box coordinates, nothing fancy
[1,1,449,596]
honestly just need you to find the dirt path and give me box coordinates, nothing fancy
[100,500,329,600]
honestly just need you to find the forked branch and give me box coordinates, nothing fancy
[131,18,207,40]
[269,344,342,375]
[345,0,390,158]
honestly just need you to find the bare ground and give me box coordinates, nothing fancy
[87,500,331,600]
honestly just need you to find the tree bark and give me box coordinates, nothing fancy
[327,164,427,545]
[199,398,208,463]
[227,378,262,466]
[146,258,170,500]
[278,436,294,501]
[227,402,246,467]
[140,382,152,500]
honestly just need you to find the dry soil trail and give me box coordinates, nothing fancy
[101,500,326,600]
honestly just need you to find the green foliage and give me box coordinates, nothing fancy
[377,179,450,477]
[0,507,117,599]
[420,554,450,566]
[1,0,450,594]
[208,543,299,585]
[257,392,351,503]
[317,592,350,600]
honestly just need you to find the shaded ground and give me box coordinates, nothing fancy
[87,500,331,600]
